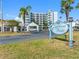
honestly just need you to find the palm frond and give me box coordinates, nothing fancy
[69,6,74,11]
[67,0,74,4]
[26,5,32,12]
[76,3,79,9]
[60,8,65,14]
[61,0,66,7]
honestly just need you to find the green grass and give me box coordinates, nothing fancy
[55,35,65,39]
[0,39,79,59]
[0,31,79,59]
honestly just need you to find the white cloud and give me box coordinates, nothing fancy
[6,14,11,17]
[15,17,20,20]
[15,17,22,22]
[0,11,1,14]
[5,14,15,19]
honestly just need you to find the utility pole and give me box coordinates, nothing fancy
[0,0,4,32]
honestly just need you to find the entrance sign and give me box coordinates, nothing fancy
[52,22,68,35]
[47,11,73,48]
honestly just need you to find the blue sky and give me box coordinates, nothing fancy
[1,0,79,21]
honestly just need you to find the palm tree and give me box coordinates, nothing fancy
[60,0,74,21]
[26,5,32,22]
[26,5,32,14]
[19,7,27,31]
[19,6,31,31]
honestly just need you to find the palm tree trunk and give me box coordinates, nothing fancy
[23,14,26,32]
[66,10,69,22]
[65,10,69,42]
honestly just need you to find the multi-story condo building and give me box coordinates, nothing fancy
[19,11,58,31]
[47,10,58,24]
[16,10,58,31]
[30,11,58,30]
[30,12,47,30]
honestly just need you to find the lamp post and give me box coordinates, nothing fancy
[68,17,73,48]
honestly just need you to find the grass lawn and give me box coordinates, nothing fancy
[0,31,79,59]
[0,32,31,36]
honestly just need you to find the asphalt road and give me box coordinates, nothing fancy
[0,31,48,44]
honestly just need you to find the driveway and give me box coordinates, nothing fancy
[0,31,48,44]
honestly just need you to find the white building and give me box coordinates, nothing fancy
[0,20,18,32]
[30,12,47,30]
[18,10,58,32]
[48,10,58,24]
[27,22,39,32]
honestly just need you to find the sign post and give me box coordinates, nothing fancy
[48,19,52,39]
[47,11,52,39]
[68,17,73,48]
[69,22,73,48]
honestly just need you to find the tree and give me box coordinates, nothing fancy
[26,5,32,14]
[19,5,31,31]
[19,7,27,31]
[7,20,19,32]
[60,0,74,21]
